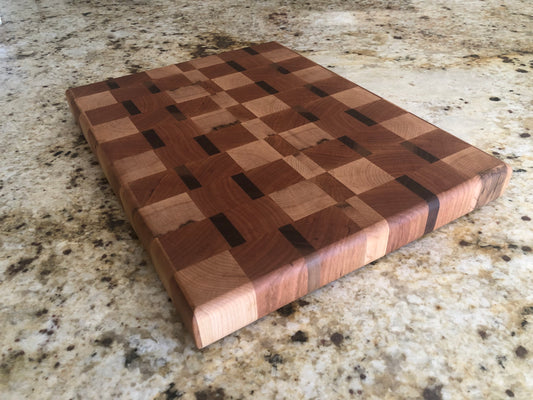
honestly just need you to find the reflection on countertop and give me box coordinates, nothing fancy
[0,1,532,399]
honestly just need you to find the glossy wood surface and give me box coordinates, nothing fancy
[67,42,511,348]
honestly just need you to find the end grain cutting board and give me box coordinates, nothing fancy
[66,42,511,348]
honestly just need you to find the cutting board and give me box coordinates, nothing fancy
[66,42,511,348]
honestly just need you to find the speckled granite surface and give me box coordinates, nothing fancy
[1,1,532,399]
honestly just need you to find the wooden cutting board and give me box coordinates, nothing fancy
[66,42,511,348]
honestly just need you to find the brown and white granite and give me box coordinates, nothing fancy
[0,0,531,399]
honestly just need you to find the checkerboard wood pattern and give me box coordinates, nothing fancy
[66,42,511,348]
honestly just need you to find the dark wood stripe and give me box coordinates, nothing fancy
[396,175,440,234]
[306,84,328,98]
[276,65,290,74]
[231,173,264,199]
[226,60,246,72]
[345,109,376,126]
[174,165,201,190]
[142,129,165,149]
[194,135,220,155]
[298,111,319,122]
[146,83,160,94]
[166,105,186,121]
[255,81,278,94]
[122,100,141,115]
[210,213,246,247]
[106,80,119,89]
[243,47,259,55]
[279,224,315,256]
[400,141,439,163]
[338,136,371,157]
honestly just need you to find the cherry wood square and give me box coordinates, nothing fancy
[311,76,357,96]
[186,152,244,186]
[230,230,308,317]
[158,218,230,271]
[188,176,251,217]
[311,173,355,202]
[124,170,188,208]
[205,123,257,152]
[225,196,292,242]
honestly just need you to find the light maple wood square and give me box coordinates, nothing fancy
[261,47,299,62]
[146,65,182,80]
[242,95,290,117]
[311,173,355,202]
[175,251,258,348]
[241,118,276,139]
[246,159,304,194]
[75,91,117,111]
[330,158,394,194]
[381,113,435,140]
[229,230,307,317]
[212,72,254,90]
[191,109,239,134]
[139,192,205,236]
[168,85,210,104]
[283,152,324,179]
[331,87,380,108]
[293,66,335,83]
[343,195,389,263]
[159,218,230,271]
[269,180,336,221]
[183,69,209,83]
[92,117,139,143]
[280,123,333,150]
[227,140,282,170]
[113,150,167,185]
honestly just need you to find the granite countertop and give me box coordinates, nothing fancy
[1,0,532,399]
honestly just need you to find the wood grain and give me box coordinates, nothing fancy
[66,41,511,348]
